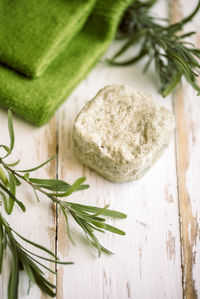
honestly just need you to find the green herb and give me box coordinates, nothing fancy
[0,212,72,298]
[108,0,200,97]
[0,110,126,298]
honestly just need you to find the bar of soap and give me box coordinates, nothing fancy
[73,85,175,183]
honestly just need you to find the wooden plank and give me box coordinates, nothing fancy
[170,0,200,298]
[56,1,182,297]
[3,0,199,298]
[0,111,57,298]
[56,68,182,299]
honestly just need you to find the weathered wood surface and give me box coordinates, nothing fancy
[0,0,199,298]
[0,115,57,299]
[171,0,200,298]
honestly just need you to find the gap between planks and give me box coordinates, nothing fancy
[40,115,58,299]
[41,2,200,298]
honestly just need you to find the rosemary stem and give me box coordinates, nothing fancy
[0,159,61,205]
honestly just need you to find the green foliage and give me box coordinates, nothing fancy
[61,202,126,256]
[0,110,126,297]
[0,213,72,299]
[108,0,200,96]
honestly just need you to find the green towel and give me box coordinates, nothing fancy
[0,0,133,126]
[0,0,96,78]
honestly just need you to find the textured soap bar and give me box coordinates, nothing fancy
[73,85,175,183]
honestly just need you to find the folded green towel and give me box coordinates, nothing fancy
[0,0,96,77]
[0,0,133,126]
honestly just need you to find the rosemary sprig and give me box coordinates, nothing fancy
[108,0,200,97]
[0,212,72,298]
[0,110,126,298]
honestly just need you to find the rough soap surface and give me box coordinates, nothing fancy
[73,85,175,183]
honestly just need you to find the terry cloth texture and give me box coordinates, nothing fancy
[0,0,96,78]
[0,0,134,126]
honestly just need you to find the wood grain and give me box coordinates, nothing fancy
[56,2,182,298]
[0,113,57,298]
[0,0,200,298]
[170,0,200,298]
[175,86,197,298]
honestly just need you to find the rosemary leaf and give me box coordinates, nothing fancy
[0,110,127,297]
[0,183,25,212]
[7,109,15,154]
[66,202,127,218]
[15,156,56,173]
[108,0,200,96]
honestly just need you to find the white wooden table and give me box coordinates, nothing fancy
[0,0,200,298]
